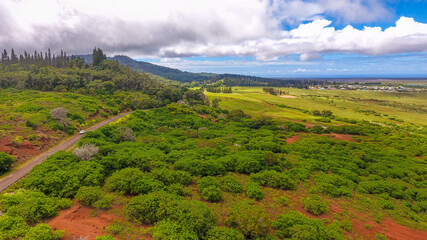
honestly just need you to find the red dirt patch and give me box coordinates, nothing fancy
[328,133,358,142]
[286,135,300,144]
[48,203,121,240]
[286,133,357,144]
[197,114,217,123]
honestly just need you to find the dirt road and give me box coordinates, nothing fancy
[0,112,132,193]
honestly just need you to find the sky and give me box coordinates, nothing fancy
[1,0,427,77]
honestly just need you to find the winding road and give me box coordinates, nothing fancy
[0,112,132,193]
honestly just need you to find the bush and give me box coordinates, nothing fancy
[104,168,164,195]
[198,176,221,190]
[151,168,192,186]
[75,186,103,206]
[273,211,344,240]
[278,196,289,206]
[227,109,248,121]
[92,195,115,210]
[246,182,264,200]
[124,191,180,224]
[22,152,105,198]
[197,176,223,201]
[201,186,223,202]
[381,200,395,210]
[0,152,14,173]
[0,189,71,224]
[25,119,37,128]
[23,223,63,240]
[206,227,245,240]
[0,215,30,239]
[169,200,216,239]
[250,170,296,190]
[314,174,354,197]
[165,183,185,196]
[151,220,198,240]
[73,143,99,160]
[227,200,271,238]
[221,175,242,193]
[301,195,329,215]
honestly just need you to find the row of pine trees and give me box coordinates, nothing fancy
[0,48,106,68]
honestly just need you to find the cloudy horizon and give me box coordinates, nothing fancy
[1,0,427,77]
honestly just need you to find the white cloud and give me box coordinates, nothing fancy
[0,0,426,61]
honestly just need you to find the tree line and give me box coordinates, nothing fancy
[1,48,86,68]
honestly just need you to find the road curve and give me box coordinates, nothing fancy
[0,112,132,193]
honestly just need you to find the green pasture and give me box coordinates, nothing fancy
[206,87,427,126]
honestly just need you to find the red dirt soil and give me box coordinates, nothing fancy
[48,203,121,240]
[286,133,357,144]
[287,193,427,240]
[0,137,41,164]
[286,135,300,144]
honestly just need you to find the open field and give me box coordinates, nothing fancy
[205,87,427,126]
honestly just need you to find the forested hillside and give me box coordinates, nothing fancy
[0,48,206,172]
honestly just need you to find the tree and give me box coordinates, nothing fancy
[73,143,99,160]
[50,107,69,126]
[93,48,107,66]
[212,98,221,108]
[75,186,103,206]
[227,200,271,238]
[0,152,14,172]
[118,127,135,141]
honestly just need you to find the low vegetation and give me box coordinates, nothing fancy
[0,100,423,239]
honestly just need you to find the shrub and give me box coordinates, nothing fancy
[23,223,63,240]
[201,186,223,202]
[198,176,221,190]
[73,143,99,160]
[165,183,185,196]
[151,168,192,186]
[227,109,248,121]
[25,119,37,128]
[227,200,271,238]
[118,127,135,141]
[246,182,264,200]
[169,200,216,239]
[221,175,242,193]
[206,227,245,240]
[75,186,103,206]
[301,195,329,215]
[0,189,71,224]
[50,107,69,126]
[104,168,164,195]
[0,152,14,173]
[250,170,296,190]
[381,200,395,210]
[278,196,290,206]
[314,174,354,198]
[273,211,344,240]
[22,153,104,198]
[0,215,30,239]
[92,195,115,210]
[124,191,180,224]
[151,220,198,240]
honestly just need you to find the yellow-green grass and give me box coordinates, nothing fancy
[206,87,427,126]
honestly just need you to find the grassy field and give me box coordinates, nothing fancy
[205,87,427,126]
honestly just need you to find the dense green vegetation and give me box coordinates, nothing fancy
[0,48,208,172]
[1,100,424,239]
